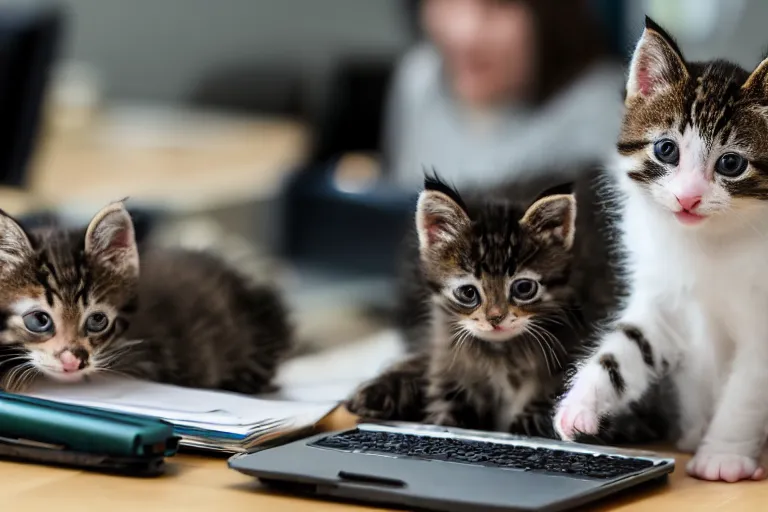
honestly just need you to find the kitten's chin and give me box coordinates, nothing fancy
[674,210,708,226]
[471,325,526,343]
[39,367,89,383]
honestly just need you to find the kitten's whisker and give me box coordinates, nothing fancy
[458,328,472,346]
[525,326,552,376]
[93,339,144,359]
[530,323,564,371]
[93,343,141,367]
[0,356,32,368]
[94,345,143,364]
[4,362,35,392]
[447,324,465,369]
[119,339,145,348]
[94,347,133,361]
[3,364,23,390]
[17,366,39,390]
[538,331,561,373]
[544,317,566,327]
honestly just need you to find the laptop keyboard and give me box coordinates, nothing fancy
[312,429,655,480]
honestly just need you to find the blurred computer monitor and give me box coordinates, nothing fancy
[0,2,61,187]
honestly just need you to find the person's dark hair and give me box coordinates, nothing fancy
[402,0,615,105]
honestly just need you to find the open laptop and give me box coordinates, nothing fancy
[229,421,675,512]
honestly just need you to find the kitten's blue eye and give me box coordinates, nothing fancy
[653,139,679,165]
[716,153,748,177]
[453,285,480,308]
[85,312,109,333]
[23,311,53,334]
[510,279,539,303]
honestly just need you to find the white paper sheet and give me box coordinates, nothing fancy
[24,376,336,450]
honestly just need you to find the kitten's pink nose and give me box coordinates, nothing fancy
[676,195,701,212]
[487,307,506,326]
[59,350,84,373]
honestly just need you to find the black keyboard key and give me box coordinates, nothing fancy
[311,430,654,480]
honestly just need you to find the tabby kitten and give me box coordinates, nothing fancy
[0,201,291,393]
[349,174,598,437]
[555,17,768,482]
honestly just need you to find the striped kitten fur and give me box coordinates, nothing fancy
[0,202,291,392]
[347,171,670,440]
[555,17,768,482]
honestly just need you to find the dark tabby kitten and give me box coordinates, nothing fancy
[348,172,627,437]
[0,201,291,392]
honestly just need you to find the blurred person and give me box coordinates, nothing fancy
[386,0,624,188]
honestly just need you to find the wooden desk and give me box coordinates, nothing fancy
[0,106,310,217]
[2,407,766,511]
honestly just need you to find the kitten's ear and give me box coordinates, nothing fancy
[0,211,34,272]
[416,174,470,254]
[743,54,768,94]
[84,201,139,277]
[521,194,576,250]
[626,16,688,102]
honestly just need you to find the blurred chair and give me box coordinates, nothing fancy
[310,57,395,166]
[280,55,415,279]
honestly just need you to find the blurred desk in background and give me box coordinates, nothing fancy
[0,104,390,353]
[0,104,310,217]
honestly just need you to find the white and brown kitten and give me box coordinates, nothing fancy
[555,16,768,482]
[0,202,292,393]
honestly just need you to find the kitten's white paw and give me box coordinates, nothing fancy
[554,366,606,440]
[554,393,599,440]
[686,452,766,482]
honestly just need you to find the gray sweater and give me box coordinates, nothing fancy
[385,44,626,190]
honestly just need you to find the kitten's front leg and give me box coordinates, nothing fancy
[555,298,675,440]
[347,353,429,422]
[687,343,768,482]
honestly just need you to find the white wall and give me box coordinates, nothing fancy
[626,0,766,69]
[60,0,768,108]
[56,0,410,104]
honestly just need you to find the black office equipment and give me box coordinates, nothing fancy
[0,438,167,477]
[0,392,179,476]
[0,1,62,187]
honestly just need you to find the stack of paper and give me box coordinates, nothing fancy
[24,376,337,453]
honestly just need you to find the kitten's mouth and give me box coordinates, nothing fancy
[674,209,706,225]
[473,322,527,342]
[40,365,90,383]
[50,371,87,382]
